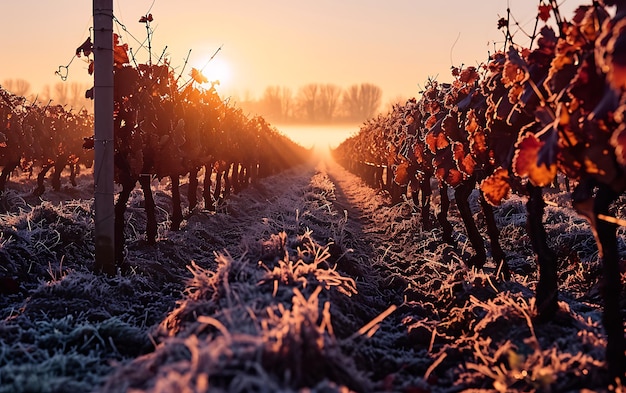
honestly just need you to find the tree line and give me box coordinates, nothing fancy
[2,78,384,125]
[2,78,93,112]
[237,82,383,124]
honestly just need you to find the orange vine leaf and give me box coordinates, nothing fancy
[452,142,476,176]
[190,68,208,84]
[513,133,557,187]
[112,34,130,67]
[480,168,510,206]
[393,162,410,186]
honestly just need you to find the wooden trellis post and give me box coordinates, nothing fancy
[93,0,115,275]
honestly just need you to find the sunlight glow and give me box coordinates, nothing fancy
[277,124,356,150]
[195,57,232,89]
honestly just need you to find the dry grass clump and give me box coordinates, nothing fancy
[458,292,608,392]
[0,195,189,393]
[0,201,95,286]
[102,230,371,392]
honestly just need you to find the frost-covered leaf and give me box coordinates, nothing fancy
[513,133,557,186]
[394,161,410,186]
[480,167,510,206]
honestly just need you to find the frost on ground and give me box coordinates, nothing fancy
[0,150,625,392]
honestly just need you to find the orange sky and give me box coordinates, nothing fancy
[1,0,589,107]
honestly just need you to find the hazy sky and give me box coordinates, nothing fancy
[1,0,589,105]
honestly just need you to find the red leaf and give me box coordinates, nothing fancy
[434,149,463,187]
[442,113,461,141]
[83,136,94,150]
[425,129,449,153]
[393,161,410,186]
[497,17,508,30]
[458,66,480,85]
[538,4,552,22]
[446,168,463,187]
[413,140,431,167]
[466,109,479,134]
[139,13,154,23]
[470,130,487,156]
[607,19,626,91]
[582,144,620,184]
[480,168,510,206]
[425,114,437,129]
[114,41,130,68]
[76,37,93,57]
[452,142,476,176]
[503,47,528,87]
[512,133,557,186]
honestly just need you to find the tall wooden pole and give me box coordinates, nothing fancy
[93,0,115,275]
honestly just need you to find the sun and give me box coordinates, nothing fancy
[193,57,232,89]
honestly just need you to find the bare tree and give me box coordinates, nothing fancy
[360,83,382,118]
[260,85,294,122]
[53,82,70,106]
[69,82,89,109]
[240,82,382,124]
[279,86,294,120]
[37,85,52,106]
[2,78,31,97]
[342,85,361,121]
[342,83,382,121]
[261,86,282,120]
[296,83,319,122]
[318,84,341,122]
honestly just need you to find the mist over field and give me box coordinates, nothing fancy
[276,124,357,149]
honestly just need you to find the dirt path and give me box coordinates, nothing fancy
[0,151,403,392]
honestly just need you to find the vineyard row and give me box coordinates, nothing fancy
[332,0,626,382]
[1,50,311,270]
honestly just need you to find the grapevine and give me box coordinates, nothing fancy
[333,0,626,381]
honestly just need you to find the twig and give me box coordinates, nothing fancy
[175,49,192,84]
[543,199,557,207]
[424,352,447,382]
[348,304,397,340]
[544,199,626,226]
[598,214,626,227]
